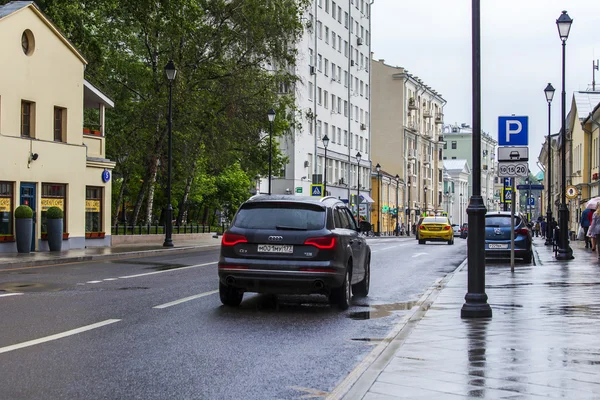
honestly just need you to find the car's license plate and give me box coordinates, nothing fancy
[488,243,508,249]
[257,244,293,253]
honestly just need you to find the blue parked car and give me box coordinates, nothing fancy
[484,211,533,263]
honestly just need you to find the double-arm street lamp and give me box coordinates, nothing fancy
[163,60,177,248]
[556,10,574,260]
[544,83,555,245]
[323,134,330,196]
[376,163,381,236]
[267,109,276,195]
[356,152,362,216]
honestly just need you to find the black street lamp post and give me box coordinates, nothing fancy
[395,174,400,235]
[323,134,329,196]
[376,163,381,236]
[423,186,428,215]
[163,60,177,248]
[267,109,276,195]
[556,10,574,260]
[445,191,449,213]
[356,152,362,217]
[461,0,492,318]
[544,83,555,245]
[407,164,411,236]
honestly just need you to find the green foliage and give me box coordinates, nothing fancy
[46,206,64,219]
[14,205,33,219]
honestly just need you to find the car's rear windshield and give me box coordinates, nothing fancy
[423,217,448,223]
[485,215,521,227]
[233,203,326,230]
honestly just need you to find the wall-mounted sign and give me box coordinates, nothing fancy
[102,169,111,183]
[41,198,64,211]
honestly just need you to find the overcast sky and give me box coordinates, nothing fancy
[371,0,600,174]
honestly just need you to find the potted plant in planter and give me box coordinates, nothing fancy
[46,206,64,251]
[14,205,33,253]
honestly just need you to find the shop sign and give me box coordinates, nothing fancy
[41,198,64,211]
[0,198,10,212]
[86,200,101,213]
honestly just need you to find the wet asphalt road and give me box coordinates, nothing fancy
[0,236,467,399]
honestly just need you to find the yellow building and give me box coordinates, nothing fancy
[0,1,115,252]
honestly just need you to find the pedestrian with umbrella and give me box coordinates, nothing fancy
[581,202,594,249]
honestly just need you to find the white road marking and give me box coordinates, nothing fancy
[0,293,23,298]
[412,253,427,258]
[0,319,121,355]
[119,261,216,279]
[86,281,103,284]
[103,278,118,281]
[153,290,219,309]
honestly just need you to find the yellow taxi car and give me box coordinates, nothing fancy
[417,216,454,245]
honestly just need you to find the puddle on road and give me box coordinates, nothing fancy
[350,337,391,343]
[118,286,150,290]
[0,282,64,293]
[347,300,418,320]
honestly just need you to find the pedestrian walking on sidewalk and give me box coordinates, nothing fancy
[589,205,600,257]
[541,219,547,238]
[581,206,593,249]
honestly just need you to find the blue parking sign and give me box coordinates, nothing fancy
[498,116,528,146]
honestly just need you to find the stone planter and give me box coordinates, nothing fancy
[15,218,33,253]
[47,219,63,251]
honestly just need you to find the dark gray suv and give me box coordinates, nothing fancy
[218,195,371,310]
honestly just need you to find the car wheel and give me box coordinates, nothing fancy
[219,281,244,307]
[352,254,370,297]
[330,267,351,310]
[418,239,425,244]
[448,239,454,245]
[523,250,533,263]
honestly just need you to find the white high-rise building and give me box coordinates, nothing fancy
[262,0,372,206]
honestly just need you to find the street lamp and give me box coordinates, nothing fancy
[322,134,329,196]
[445,191,449,213]
[356,152,362,217]
[423,186,428,215]
[544,83,555,245]
[556,10,574,260]
[267,109,276,195]
[376,163,381,236]
[163,60,177,247]
[407,164,411,236]
[461,0,492,318]
[395,174,400,235]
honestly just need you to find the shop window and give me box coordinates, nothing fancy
[0,182,13,236]
[41,183,66,234]
[86,187,103,233]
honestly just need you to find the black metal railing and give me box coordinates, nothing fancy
[111,223,229,236]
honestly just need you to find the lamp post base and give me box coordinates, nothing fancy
[544,210,553,246]
[163,239,174,247]
[555,205,573,260]
[461,293,492,318]
[556,247,573,260]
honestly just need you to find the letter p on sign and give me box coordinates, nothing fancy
[498,116,528,146]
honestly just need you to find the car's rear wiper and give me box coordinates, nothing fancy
[275,225,308,231]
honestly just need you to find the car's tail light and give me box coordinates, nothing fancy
[299,267,336,273]
[221,233,248,246]
[419,225,425,230]
[443,226,451,230]
[515,228,529,235]
[304,236,336,249]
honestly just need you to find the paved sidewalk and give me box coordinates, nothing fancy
[0,235,222,270]
[340,238,600,399]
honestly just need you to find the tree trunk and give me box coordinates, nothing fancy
[132,181,147,225]
[112,178,127,227]
[144,156,160,224]
[176,163,196,225]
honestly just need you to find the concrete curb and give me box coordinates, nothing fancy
[327,257,469,400]
[0,244,221,271]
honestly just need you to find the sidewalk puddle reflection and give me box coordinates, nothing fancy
[347,300,418,320]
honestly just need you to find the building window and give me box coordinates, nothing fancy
[41,183,66,234]
[451,141,457,149]
[443,142,447,149]
[21,101,34,138]
[21,30,35,56]
[54,107,66,142]
[0,182,13,236]
[86,187,103,233]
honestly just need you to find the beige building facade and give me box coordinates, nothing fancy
[0,1,114,252]
[370,57,446,228]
